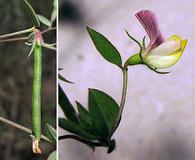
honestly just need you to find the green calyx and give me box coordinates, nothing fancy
[124,53,143,68]
[124,53,170,74]
[124,30,145,69]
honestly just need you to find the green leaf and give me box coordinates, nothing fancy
[76,102,95,134]
[47,151,56,160]
[59,118,99,140]
[88,89,119,138]
[45,124,56,144]
[27,32,35,43]
[86,26,122,67]
[53,0,57,9]
[50,0,57,26]
[50,9,57,26]
[76,101,89,118]
[59,85,78,123]
[27,41,36,57]
[37,14,51,27]
[58,74,74,84]
[22,0,40,27]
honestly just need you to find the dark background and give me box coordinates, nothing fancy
[0,1,56,159]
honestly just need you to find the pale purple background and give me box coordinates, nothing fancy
[59,0,195,160]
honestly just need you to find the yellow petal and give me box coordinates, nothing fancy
[143,35,188,69]
[166,35,182,41]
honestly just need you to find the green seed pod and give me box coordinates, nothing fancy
[32,42,42,141]
[32,29,42,154]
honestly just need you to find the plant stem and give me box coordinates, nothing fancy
[0,116,51,143]
[119,67,128,118]
[0,27,35,39]
[59,134,107,147]
[111,67,128,134]
[0,37,28,43]
[41,27,56,34]
[0,28,56,43]
[0,116,31,133]
[42,43,56,51]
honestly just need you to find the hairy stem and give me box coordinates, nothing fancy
[0,116,51,143]
[59,134,107,147]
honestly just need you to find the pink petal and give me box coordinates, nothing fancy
[35,29,43,44]
[135,10,164,49]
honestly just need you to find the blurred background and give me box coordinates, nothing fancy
[59,0,195,160]
[0,1,56,160]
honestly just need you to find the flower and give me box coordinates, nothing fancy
[126,10,188,70]
[34,29,43,45]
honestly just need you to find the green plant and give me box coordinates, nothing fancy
[59,10,187,153]
[32,29,43,154]
[0,0,56,159]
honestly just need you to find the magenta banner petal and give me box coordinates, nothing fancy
[135,10,164,49]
